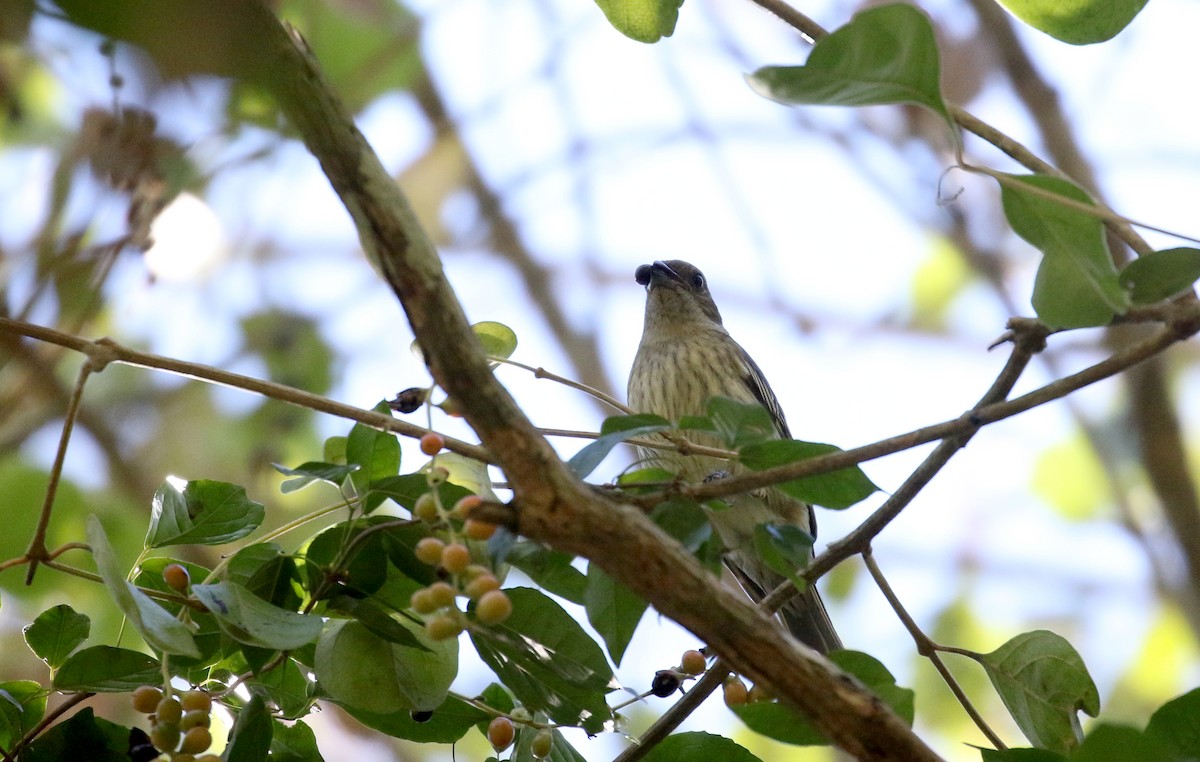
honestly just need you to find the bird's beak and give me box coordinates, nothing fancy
[635,261,679,288]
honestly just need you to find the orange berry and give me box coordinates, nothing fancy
[680,649,706,676]
[748,683,772,703]
[476,589,513,624]
[162,563,190,593]
[426,581,457,608]
[464,573,500,600]
[464,519,498,541]
[487,716,515,751]
[415,537,446,566]
[723,678,748,708]
[451,494,483,519]
[425,612,464,641]
[440,543,471,575]
[131,685,162,714]
[413,492,439,523]
[419,432,445,456]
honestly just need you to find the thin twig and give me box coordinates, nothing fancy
[862,549,1005,750]
[491,356,631,414]
[23,359,95,584]
[614,661,732,762]
[0,317,492,464]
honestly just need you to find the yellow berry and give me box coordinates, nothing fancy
[426,466,449,486]
[680,649,706,676]
[476,589,513,624]
[440,543,471,575]
[465,573,501,600]
[426,581,457,608]
[425,613,464,641]
[419,432,445,456]
[180,709,211,730]
[156,696,183,724]
[180,726,212,754]
[150,721,181,752]
[531,728,553,759]
[180,690,211,713]
[723,678,748,708]
[413,493,439,523]
[131,685,162,714]
[174,755,196,762]
[410,587,438,614]
[415,537,446,565]
[487,716,515,751]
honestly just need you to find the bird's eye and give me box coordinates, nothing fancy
[690,273,705,289]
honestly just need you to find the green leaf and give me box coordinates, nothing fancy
[192,581,323,650]
[733,650,912,744]
[145,479,266,548]
[370,473,473,515]
[740,440,878,509]
[980,749,1066,761]
[569,416,672,479]
[341,695,488,743]
[226,693,274,762]
[24,604,89,669]
[752,523,814,588]
[248,658,316,721]
[326,594,429,651]
[1145,687,1200,757]
[504,542,587,604]
[1072,723,1174,762]
[227,543,303,611]
[593,0,683,43]
[975,630,1100,754]
[474,320,518,361]
[1119,247,1200,305]
[274,461,358,493]
[641,731,762,761]
[354,698,487,743]
[749,4,952,130]
[996,0,1148,44]
[0,681,45,750]
[315,618,457,713]
[706,397,776,448]
[469,588,614,734]
[22,708,128,762]
[87,516,200,657]
[347,402,401,509]
[269,719,325,762]
[1000,174,1128,328]
[303,517,395,598]
[584,563,648,666]
[52,646,160,692]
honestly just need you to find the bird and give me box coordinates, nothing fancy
[627,259,841,653]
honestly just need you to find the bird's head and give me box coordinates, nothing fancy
[635,260,724,330]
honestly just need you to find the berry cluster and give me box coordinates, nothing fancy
[131,686,217,761]
[410,433,511,640]
[486,712,554,759]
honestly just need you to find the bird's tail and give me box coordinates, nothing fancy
[729,560,842,653]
